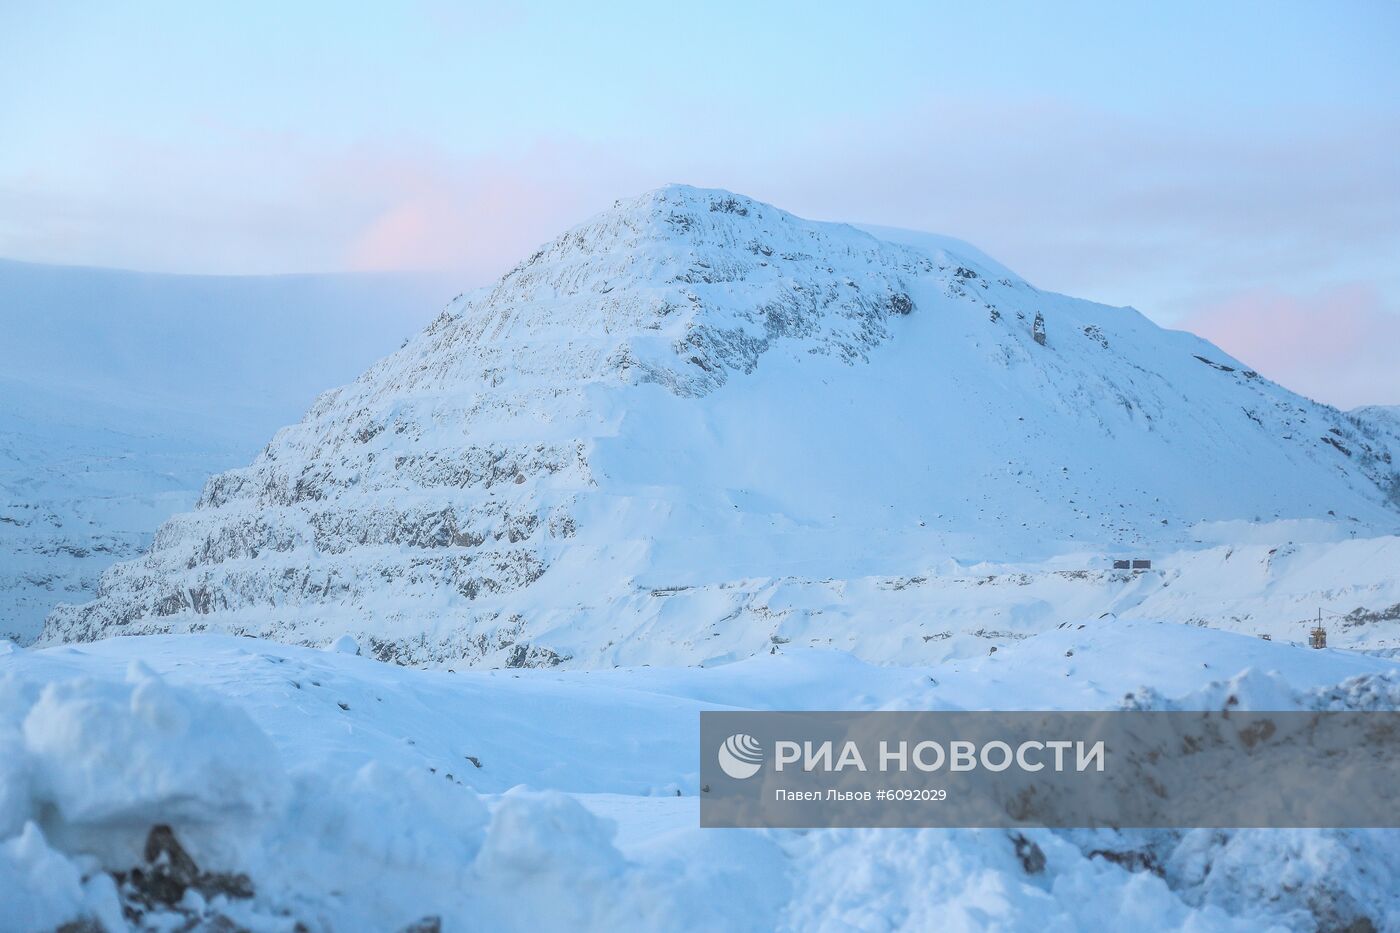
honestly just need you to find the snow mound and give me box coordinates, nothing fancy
[0,823,124,933]
[0,666,284,852]
[3,625,1400,930]
[0,657,787,931]
[18,664,286,831]
[0,667,285,928]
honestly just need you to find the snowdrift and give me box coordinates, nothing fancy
[3,622,1400,931]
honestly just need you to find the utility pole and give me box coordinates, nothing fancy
[1309,608,1327,649]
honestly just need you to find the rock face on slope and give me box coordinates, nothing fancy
[41,186,1400,666]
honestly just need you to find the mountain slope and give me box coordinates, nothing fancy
[40,186,1400,664]
[0,260,448,642]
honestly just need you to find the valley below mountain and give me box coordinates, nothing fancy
[0,260,447,644]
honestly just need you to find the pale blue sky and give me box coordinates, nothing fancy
[3,1,1398,405]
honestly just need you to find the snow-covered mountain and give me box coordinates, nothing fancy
[1355,404,1400,434]
[1,260,448,643]
[40,186,1400,664]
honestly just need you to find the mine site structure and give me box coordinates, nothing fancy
[1307,608,1328,649]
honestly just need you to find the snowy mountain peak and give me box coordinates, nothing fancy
[462,183,961,398]
[41,188,1400,666]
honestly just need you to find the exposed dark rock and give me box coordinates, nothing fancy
[1086,846,1162,875]
[1322,435,1353,457]
[55,919,104,933]
[113,825,255,927]
[1341,602,1400,627]
[1193,354,1236,372]
[1010,833,1046,874]
[505,643,569,668]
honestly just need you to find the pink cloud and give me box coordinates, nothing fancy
[1181,285,1400,409]
[0,129,647,283]
[333,144,650,283]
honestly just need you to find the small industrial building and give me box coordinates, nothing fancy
[1112,558,1152,571]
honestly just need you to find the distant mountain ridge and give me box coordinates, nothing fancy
[39,186,1400,665]
[0,259,448,642]
[1355,404,1400,433]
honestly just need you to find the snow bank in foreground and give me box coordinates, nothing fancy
[2,626,1399,931]
[0,665,281,929]
[0,663,779,931]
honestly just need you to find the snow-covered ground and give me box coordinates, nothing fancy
[0,259,449,643]
[3,621,1398,931]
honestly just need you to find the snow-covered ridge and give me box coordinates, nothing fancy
[1354,404,1400,434]
[40,186,1400,665]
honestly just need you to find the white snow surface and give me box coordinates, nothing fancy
[2,621,1398,931]
[37,186,1400,666]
